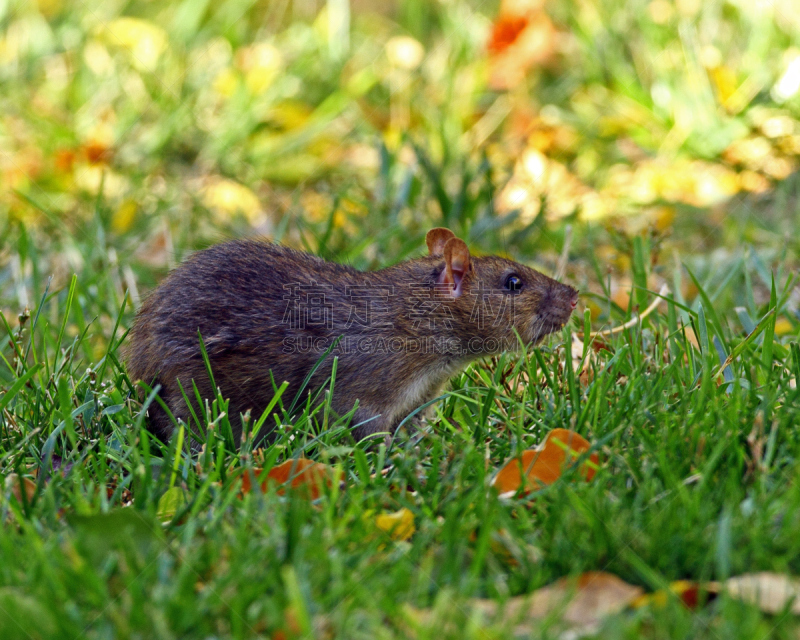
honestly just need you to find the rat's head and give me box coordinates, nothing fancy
[426,228,578,353]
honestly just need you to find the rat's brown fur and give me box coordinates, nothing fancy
[126,231,577,444]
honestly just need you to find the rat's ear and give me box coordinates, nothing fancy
[426,228,456,257]
[439,237,472,298]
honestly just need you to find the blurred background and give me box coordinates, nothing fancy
[1,0,800,355]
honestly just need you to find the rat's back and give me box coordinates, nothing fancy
[126,239,360,442]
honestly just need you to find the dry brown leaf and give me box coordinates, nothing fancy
[240,458,333,500]
[712,572,800,615]
[570,334,602,384]
[480,572,642,633]
[5,473,36,505]
[492,428,599,496]
[408,572,641,636]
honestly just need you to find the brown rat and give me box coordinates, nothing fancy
[126,228,577,445]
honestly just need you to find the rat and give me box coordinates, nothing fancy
[126,228,578,445]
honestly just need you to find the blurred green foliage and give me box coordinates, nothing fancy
[2,0,800,247]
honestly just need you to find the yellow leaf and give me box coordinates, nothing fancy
[738,170,771,194]
[648,0,674,24]
[300,191,334,223]
[762,155,796,180]
[774,317,794,336]
[375,508,415,541]
[212,67,239,98]
[35,0,63,18]
[724,137,772,170]
[761,115,796,138]
[202,178,262,223]
[498,149,598,223]
[236,43,283,94]
[112,199,137,234]
[268,101,313,131]
[246,66,278,93]
[649,205,676,231]
[101,18,167,71]
[689,162,739,207]
[73,165,129,198]
[83,40,114,76]
[710,66,738,106]
[631,580,703,610]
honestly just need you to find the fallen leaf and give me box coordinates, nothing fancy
[112,199,138,234]
[487,14,528,56]
[713,572,800,615]
[202,177,263,224]
[235,42,283,94]
[82,140,112,165]
[54,148,76,173]
[156,486,187,523]
[374,507,415,541]
[409,572,642,636]
[488,2,558,90]
[498,148,600,223]
[4,473,36,505]
[632,580,705,610]
[492,428,598,496]
[774,317,794,336]
[481,572,642,634]
[241,459,333,500]
[571,334,600,383]
[99,17,168,71]
[739,170,771,193]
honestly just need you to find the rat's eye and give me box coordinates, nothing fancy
[504,274,523,292]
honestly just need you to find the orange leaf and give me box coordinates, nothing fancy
[487,15,529,55]
[492,428,598,495]
[241,459,333,500]
[82,141,113,165]
[54,149,76,173]
[487,9,557,90]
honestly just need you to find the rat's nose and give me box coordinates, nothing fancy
[543,283,579,324]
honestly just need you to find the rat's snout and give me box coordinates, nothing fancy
[542,282,578,326]
[565,286,578,309]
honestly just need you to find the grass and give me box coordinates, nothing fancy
[3,0,800,637]
[2,179,800,638]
